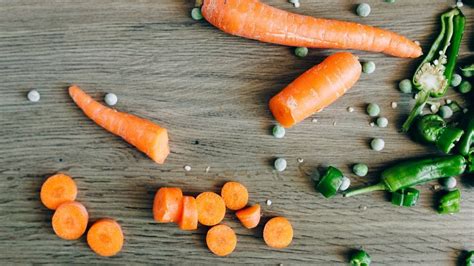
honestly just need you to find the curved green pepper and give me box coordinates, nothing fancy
[315,166,343,198]
[391,188,420,207]
[458,112,474,156]
[350,250,371,266]
[414,114,464,153]
[344,155,466,197]
[438,188,461,214]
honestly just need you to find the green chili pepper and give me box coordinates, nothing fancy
[458,112,474,156]
[402,8,465,132]
[344,155,466,197]
[461,63,474,77]
[391,188,420,207]
[315,166,343,198]
[350,250,371,266]
[414,114,464,153]
[466,251,474,266]
[438,188,461,214]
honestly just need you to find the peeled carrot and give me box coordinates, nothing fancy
[200,0,422,58]
[263,217,293,249]
[221,181,248,211]
[68,85,170,164]
[206,224,237,256]
[179,196,198,230]
[236,204,261,229]
[87,219,124,257]
[269,52,361,128]
[40,173,77,210]
[52,201,89,240]
[153,187,183,223]
[196,192,226,226]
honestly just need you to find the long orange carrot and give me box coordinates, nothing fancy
[41,173,77,210]
[87,219,124,257]
[52,201,89,240]
[69,85,170,164]
[200,0,422,58]
[269,52,361,128]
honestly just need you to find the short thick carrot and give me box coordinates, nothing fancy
[52,201,89,240]
[201,0,422,58]
[269,52,361,128]
[236,204,261,229]
[263,217,293,249]
[206,224,237,256]
[221,181,248,211]
[40,173,77,210]
[69,85,170,164]
[196,192,226,226]
[153,187,183,223]
[87,219,124,257]
[179,196,198,230]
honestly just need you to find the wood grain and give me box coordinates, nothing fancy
[1,0,473,264]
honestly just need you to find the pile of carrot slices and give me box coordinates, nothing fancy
[153,181,293,256]
[40,173,124,257]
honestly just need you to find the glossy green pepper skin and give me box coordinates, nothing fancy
[466,251,474,266]
[458,112,474,156]
[391,188,420,207]
[344,155,466,197]
[438,189,461,214]
[315,166,343,198]
[414,114,464,153]
[350,250,371,266]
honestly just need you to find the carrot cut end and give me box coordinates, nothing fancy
[236,204,261,229]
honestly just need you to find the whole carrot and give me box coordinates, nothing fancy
[69,85,170,164]
[269,52,361,128]
[200,0,422,58]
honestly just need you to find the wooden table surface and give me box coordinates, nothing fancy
[1,0,474,264]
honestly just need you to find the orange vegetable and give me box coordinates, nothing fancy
[153,187,183,223]
[179,196,198,230]
[40,173,77,210]
[196,192,226,226]
[235,204,261,229]
[52,201,89,240]
[87,219,124,257]
[201,0,422,58]
[221,181,248,211]
[263,217,293,249]
[69,85,170,164]
[206,224,237,256]
[269,52,361,128]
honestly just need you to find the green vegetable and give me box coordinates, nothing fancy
[459,81,472,94]
[353,163,368,177]
[438,105,453,119]
[385,0,395,3]
[339,176,351,191]
[344,155,466,197]
[451,73,462,87]
[402,8,465,132]
[350,250,371,266]
[458,111,474,156]
[399,79,413,93]
[438,188,461,214]
[461,63,474,77]
[272,125,285,138]
[274,158,287,172]
[376,117,388,128]
[362,61,376,74]
[294,47,308,58]
[391,188,420,207]
[315,166,344,198]
[191,7,203,20]
[441,176,457,189]
[466,251,474,266]
[366,103,380,117]
[414,114,464,153]
[370,138,385,151]
[447,101,462,113]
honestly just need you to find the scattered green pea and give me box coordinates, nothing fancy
[439,105,453,119]
[366,103,380,117]
[459,81,472,94]
[356,3,371,17]
[385,0,395,2]
[294,47,308,58]
[398,79,413,93]
[274,158,287,172]
[451,73,462,87]
[272,125,286,138]
[462,69,473,78]
[191,7,203,20]
[442,177,457,190]
[353,163,368,177]
[362,61,376,74]
[371,138,385,151]
[376,117,388,128]
[339,176,351,191]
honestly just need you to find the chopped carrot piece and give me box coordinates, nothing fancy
[263,216,293,248]
[153,187,183,223]
[221,181,248,211]
[87,219,124,257]
[179,196,198,231]
[40,173,78,210]
[206,224,237,256]
[236,204,261,229]
[196,192,226,226]
[52,201,88,240]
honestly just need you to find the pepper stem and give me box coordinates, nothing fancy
[402,90,429,132]
[343,183,386,197]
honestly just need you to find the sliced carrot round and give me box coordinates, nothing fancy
[153,187,183,223]
[196,192,226,226]
[263,216,293,249]
[87,219,124,257]
[220,181,248,211]
[206,224,237,256]
[236,204,261,229]
[52,201,88,240]
[179,196,198,231]
[40,173,77,210]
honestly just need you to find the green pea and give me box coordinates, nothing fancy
[353,163,368,177]
[274,158,287,172]
[294,47,308,58]
[385,0,395,2]
[356,3,371,17]
[366,103,380,117]
[371,138,385,151]
[376,117,388,128]
[272,125,285,138]
[398,79,413,93]
[439,106,453,119]
[459,81,472,94]
[362,61,376,74]
[191,7,203,20]
[451,74,462,87]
